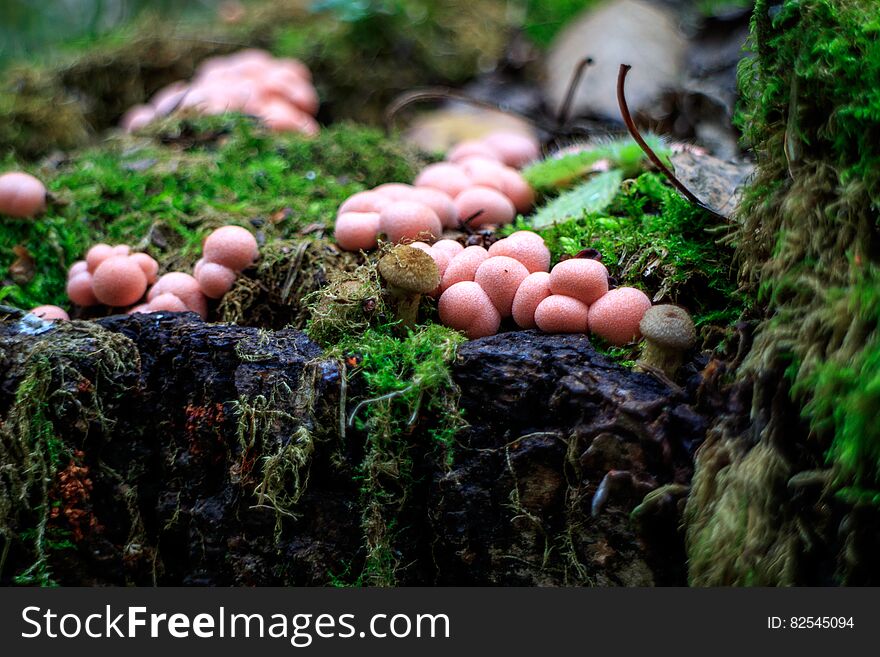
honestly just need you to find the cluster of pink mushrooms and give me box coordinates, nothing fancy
[27,225,258,322]
[333,131,540,252]
[121,49,319,136]
[424,230,651,345]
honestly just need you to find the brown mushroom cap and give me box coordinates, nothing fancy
[378,245,440,295]
[639,304,696,350]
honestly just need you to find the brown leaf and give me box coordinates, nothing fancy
[9,245,35,285]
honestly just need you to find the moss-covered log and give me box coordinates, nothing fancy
[684,0,880,586]
[0,311,710,585]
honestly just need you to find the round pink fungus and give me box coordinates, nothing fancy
[588,287,652,346]
[148,293,190,313]
[534,295,590,334]
[92,255,148,307]
[454,186,516,227]
[379,201,442,244]
[30,305,69,321]
[338,191,390,214]
[203,225,258,271]
[474,255,529,318]
[414,163,472,199]
[482,132,541,168]
[130,253,159,284]
[334,212,380,251]
[549,258,609,305]
[511,272,552,329]
[67,272,98,307]
[488,233,550,273]
[0,172,47,218]
[196,262,238,299]
[438,281,501,340]
[440,245,489,292]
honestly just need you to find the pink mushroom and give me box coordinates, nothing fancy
[427,247,451,279]
[534,295,590,334]
[150,81,189,116]
[414,163,473,198]
[0,172,47,218]
[86,244,115,273]
[482,132,541,168]
[588,287,652,346]
[92,255,148,307]
[458,157,508,193]
[496,168,535,214]
[68,260,88,279]
[67,272,98,307]
[338,191,391,214]
[149,272,208,318]
[29,305,69,321]
[261,102,319,136]
[196,262,238,299]
[147,293,190,313]
[454,186,516,227]
[511,272,552,329]
[438,281,501,340]
[549,258,609,305]
[120,105,156,133]
[401,187,458,228]
[440,245,490,292]
[474,255,529,318]
[203,225,259,271]
[488,231,550,273]
[373,183,415,200]
[446,140,501,164]
[378,201,442,244]
[431,239,465,259]
[334,212,380,251]
[130,253,159,284]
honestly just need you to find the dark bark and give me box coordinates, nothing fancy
[0,312,709,585]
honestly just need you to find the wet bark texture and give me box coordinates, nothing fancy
[0,313,708,585]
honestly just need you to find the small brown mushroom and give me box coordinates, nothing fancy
[377,244,440,329]
[637,305,696,378]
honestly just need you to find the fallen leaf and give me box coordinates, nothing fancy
[9,245,35,285]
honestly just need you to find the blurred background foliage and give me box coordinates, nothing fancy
[0,0,230,67]
[0,0,607,69]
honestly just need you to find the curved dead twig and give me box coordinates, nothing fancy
[616,64,728,222]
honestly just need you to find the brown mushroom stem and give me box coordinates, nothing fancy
[637,339,686,379]
[377,245,440,332]
[387,286,422,329]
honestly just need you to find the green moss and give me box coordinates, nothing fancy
[735,0,880,490]
[1,117,423,310]
[795,267,880,499]
[0,320,139,585]
[330,323,465,585]
[686,0,880,585]
[522,135,671,195]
